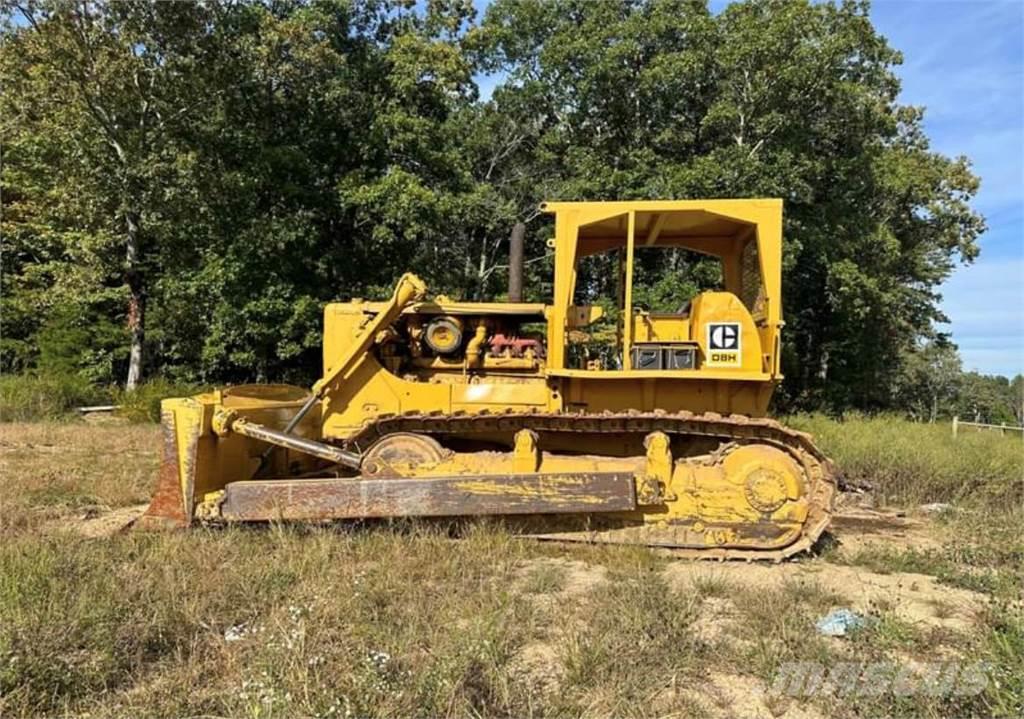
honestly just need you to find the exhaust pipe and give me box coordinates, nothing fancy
[508,221,525,302]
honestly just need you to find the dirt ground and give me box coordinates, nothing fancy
[506,507,989,719]
[36,497,989,718]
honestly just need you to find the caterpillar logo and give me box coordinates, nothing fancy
[706,322,742,367]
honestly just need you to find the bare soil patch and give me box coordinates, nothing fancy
[42,503,148,538]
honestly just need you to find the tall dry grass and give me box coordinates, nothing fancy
[0,374,201,424]
[789,414,1024,506]
[0,422,159,534]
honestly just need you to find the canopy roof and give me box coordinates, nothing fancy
[541,201,767,257]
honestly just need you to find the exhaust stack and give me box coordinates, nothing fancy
[508,221,525,302]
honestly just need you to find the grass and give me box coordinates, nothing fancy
[0,526,540,717]
[0,374,107,422]
[519,560,569,594]
[0,416,1022,717]
[0,422,158,535]
[788,413,1024,507]
[559,568,702,714]
[0,373,201,424]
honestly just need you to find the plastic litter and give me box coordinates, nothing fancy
[224,623,248,642]
[816,608,868,637]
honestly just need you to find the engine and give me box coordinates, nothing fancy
[378,313,547,381]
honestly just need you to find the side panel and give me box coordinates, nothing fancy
[319,355,555,441]
[565,377,773,416]
[689,292,764,374]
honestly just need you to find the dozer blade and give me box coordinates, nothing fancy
[138,385,326,529]
[206,472,637,522]
[139,383,836,562]
[137,405,199,530]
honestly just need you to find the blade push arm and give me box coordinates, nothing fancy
[255,273,427,464]
[313,272,427,397]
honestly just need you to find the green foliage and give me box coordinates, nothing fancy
[0,374,109,422]
[954,372,1024,425]
[891,339,962,422]
[981,601,1024,718]
[0,0,1006,412]
[0,374,198,423]
[479,0,986,412]
[560,570,702,710]
[112,377,204,423]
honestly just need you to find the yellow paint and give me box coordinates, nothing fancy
[154,199,810,547]
[512,429,540,473]
[315,200,781,434]
[452,475,609,504]
[623,210,637,368]
[643,432,672,486]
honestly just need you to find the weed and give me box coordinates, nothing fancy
[1,417,1022,718]
[520,561,568,594]
[0,423,159,534]
[0,373,201,423]
[0,373,108,422]
[854,612,924,653]
[112,377,205,423]
[730,585,836,681]
[689,570,735,599]
[558,568,702,714]
[839,513,1023,600]
[979,600,1024,718]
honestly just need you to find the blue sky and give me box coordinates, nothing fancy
[869,1,1023,377]
[476,0,1024,377]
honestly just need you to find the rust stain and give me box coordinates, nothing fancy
[217,472,637,522]
[136,410,188,530]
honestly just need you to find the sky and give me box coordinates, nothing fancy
[476,0,1024,377]
[868,1,1024,377]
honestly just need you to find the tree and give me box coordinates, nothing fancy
[893,339,962,422]
[954,372,1022,426]
[1,0,993,416]
[2,0,488,385]
[477,0,985,411]
[2,0,228,388]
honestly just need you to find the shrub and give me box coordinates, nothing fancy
[112,377,202,423]
[0,374,200,423]
[0,374,109,422]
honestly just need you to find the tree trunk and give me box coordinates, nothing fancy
[476,235,488,300]
[124,211,145,391]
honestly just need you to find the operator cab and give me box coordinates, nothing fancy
[542,200,783,379]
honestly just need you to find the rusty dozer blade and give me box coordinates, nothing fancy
[140,384,836,563]
[139,390,641,527]
[139,384,327,529]
[207,473,637,522]
[135,405,196,530]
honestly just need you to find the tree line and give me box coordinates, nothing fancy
[1,0,1018,420]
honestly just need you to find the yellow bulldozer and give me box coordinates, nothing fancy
[141,199,836,559]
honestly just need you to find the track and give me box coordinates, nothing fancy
[342,409,838,561]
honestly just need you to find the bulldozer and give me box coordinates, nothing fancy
[141,199,836,559]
